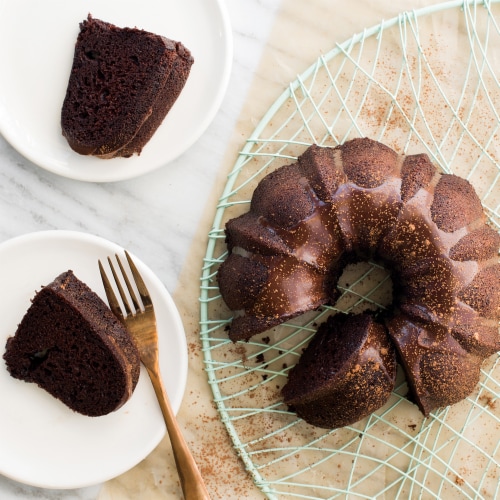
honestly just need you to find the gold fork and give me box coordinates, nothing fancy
[99,252,210,500]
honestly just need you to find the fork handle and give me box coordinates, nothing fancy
[146,366,211,500]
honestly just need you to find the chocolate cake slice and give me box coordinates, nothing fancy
[3,271,140,416]
[282,313,397,429]
[61,14,194,158]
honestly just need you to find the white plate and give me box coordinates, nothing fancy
[0,230,188,489]
[0,0,232,182]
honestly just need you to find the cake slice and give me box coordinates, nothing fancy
[282,313,397,429]
[3,271,140,416]
[61,14,194,158]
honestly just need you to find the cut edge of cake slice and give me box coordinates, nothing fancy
[3,270,141,416]
[61,14,193,158]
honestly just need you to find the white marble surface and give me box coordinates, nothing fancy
[0,0,459,498]
[0,1,280,498]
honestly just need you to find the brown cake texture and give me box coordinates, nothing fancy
[217,137,500,427]
[61,14,194,158]
[3,271,140,416]
[282,314,397,429]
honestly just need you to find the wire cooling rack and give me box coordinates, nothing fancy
[200,1,500,498]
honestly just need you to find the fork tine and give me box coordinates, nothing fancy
[98,259,124,320]
[115,253,142,312]
[125,250,153,307]
[107,256,134,317]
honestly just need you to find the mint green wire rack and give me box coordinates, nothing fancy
[199,1,500,498]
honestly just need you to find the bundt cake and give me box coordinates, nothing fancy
[61,14,194,158]
[282,313,397,429]
[3,270,141,417]
[217,137,500,425]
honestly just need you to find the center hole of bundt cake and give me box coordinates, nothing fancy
[335,260,393,314]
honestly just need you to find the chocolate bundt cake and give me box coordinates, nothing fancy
[3,271,140,417]
[217,137,500,425]
[61,14,194,158]
[282,313,397,429]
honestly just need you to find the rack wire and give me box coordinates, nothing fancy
[200,1,500,497]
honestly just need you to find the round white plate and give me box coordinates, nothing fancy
[0,230,188,489]
[0,0,232,182]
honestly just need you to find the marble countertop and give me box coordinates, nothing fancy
[0,0,479,498]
